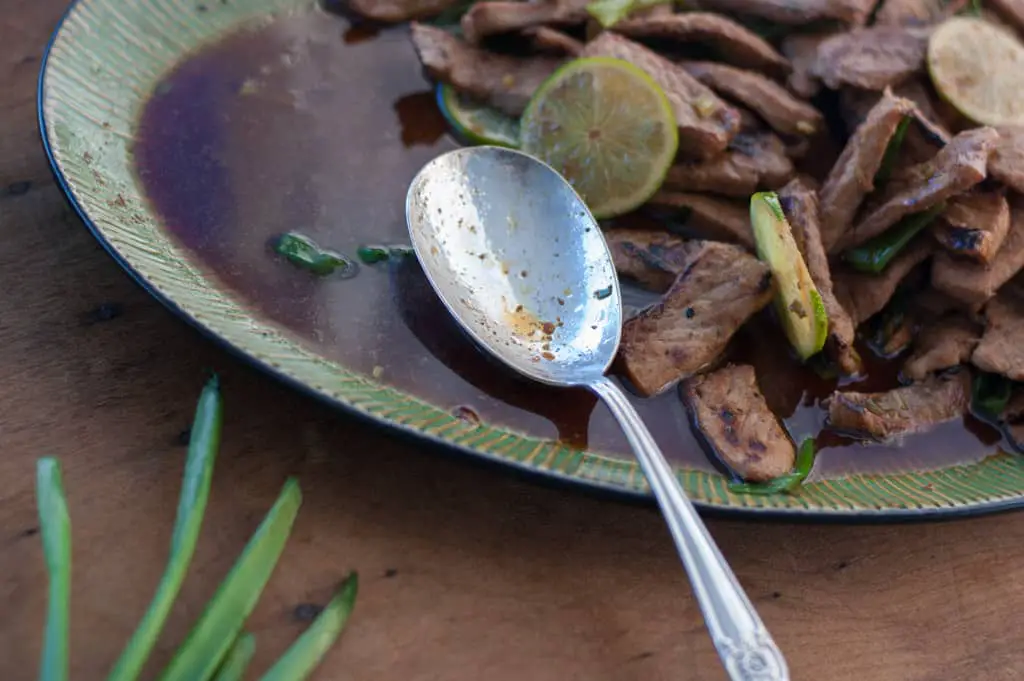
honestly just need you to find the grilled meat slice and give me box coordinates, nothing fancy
[682,364,796,482]
[932,191,1011,264]
[680,61,824,137]
[618,242,773,396]
[819,90,916,251]
[613,13,791,76]
[826,369,972,440]
[662,130,794,196]
[410,23,563,117]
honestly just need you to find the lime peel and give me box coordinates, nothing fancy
[519,56,679,219]
[436,83,520,148]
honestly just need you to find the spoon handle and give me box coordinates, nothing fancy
[588,376,789,681]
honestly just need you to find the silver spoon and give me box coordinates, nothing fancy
[405,145,788,681]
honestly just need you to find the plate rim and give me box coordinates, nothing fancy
[35,0,1024,522]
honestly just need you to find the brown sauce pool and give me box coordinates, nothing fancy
[132,7,1002,481]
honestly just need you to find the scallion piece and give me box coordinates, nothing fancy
[258,573,359,681]
[107,375,223,681]
[37,457,71,681]
[157,478,302,681]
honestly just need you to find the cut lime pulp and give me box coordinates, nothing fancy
[518,56,679,219]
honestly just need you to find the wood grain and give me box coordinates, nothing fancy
[3,2,1024,679]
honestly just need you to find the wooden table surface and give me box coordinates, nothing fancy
[3,3,1024,680]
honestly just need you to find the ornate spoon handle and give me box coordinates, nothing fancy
[589,376,789,681]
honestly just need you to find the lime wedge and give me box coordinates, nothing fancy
[436,83,520,148]
[750,192,828,361]
[928,17,1024,126]
[519,57,679,219]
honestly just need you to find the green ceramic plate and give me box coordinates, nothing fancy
[39,0,1024,518]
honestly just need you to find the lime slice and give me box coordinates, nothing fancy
[436,83,520,148]
[519,57,679,219]
[928,17,1024,127]
[750,192,828,361]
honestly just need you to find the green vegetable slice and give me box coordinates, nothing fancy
[874,115,910,186]
[843,203,945,274]
[586,0,673,28]
[750,191,829,360]
[728,438,817,495]
[973,372,1013,418]
[107,375,223,681]
[211,633,256,681]
[436,84,520,148]
[258,573,359,681]
[37,457,71,681]
[158,478,302,681]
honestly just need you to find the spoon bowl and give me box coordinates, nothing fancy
[406,145,789,681]
[405,146,621,387]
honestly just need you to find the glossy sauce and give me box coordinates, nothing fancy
[133,8,1000,480]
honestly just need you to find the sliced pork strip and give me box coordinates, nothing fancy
[522,26,584,56]
[809,27,931,91]
[836,127,997,251]
[932,201,1024,306]
[778,178,862,376]
[680,61,824,138]
[833,237,933,324]
[613,13,791,76]
[931,191,1011,265]
[826,369,972,441]
[409,23,563,117]
[682,364,795,482]
[460,0,589,44]
[581,33,740,159]
[618,242,773,396]
[989,126,1024,194]
[691,0,876,25]
[902,314,981,381]
[911,288,978,318]
[781,32,836,99]
[346,0,462,22]
[662,130,794,196]
[604,229,696,293]
[819,90,916,251]
[989,0,1024,36]
[874,0,966,26]
[647,191,755,247]
[971,290,1024,381]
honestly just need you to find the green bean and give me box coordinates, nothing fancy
[843,204,945,274]
[107,375,223,681]
[211,633,256,681]
[158,478,302,681]
[728,438,817,496]
[36,457,71,681]
[258,573,359,681]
